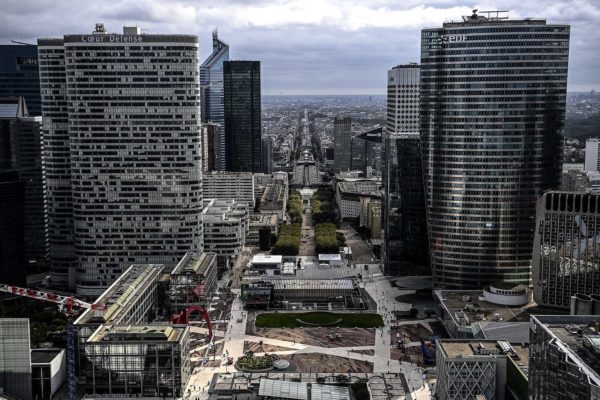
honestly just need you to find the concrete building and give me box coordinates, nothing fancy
[585,138,600,172]
[0,318,32,400]
[0,97,48,271]
[200,30,229,171]
[336,180,382,221]
[532,191,600,309]
[84,325,191,398]
[436,340,529,400]
[0,44,41,116]
[529,316,600,400]
[270,278,355,301]
[38,25,204,295]
[224,60,262,172]
[365,200,382,240]
[202,199,249,274]
[30,349,66,400]
[562,169,590,192]
[250,254,283,274]
[73,264,165,370]
[259,180,288,220]
[247,214,279,245]
[262,136,273,174]
[333,116,352,173]
[169,252,218,311]
[421,12,570,288]
[203,172,256,208]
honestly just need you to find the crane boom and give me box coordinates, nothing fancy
[0,283,105,315]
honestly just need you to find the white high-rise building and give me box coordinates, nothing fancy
[585,138,600,172]
[38,24,203,296]
[386,64,420,133]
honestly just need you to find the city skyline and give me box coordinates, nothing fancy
[0,0,598,94]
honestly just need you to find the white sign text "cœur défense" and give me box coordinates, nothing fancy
[81,36,143,43]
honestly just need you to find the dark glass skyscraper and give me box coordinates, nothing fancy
[223,61,262,173]
[0,171,26,286]
[333,116,352,173]
[384,64,429,276]
[0,44,41,116]
[0,97,48,270]
[200,31,229,171]
[421,11,570,288]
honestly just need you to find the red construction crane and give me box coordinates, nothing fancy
[0,283,106,316]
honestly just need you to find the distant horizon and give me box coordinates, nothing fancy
[262,91,598,97]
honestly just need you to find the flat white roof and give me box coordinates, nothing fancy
[319,254,342,261]
[252,254,283,264]
[259,379,307,400]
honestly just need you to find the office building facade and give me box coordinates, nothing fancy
[532,191,600,309]
[223,60,262,172]
[384,64,429,276]
[0,97,48,270]
[0,44,41,116]
[262,136,273,174]
[421,12,570,288]
[585,138,600,172]
[529,315,600,399]
[0,318,32,400]
[202,171,256,207]
[333,116,352,173]
[200,31,228,170]
[39,25,203,295]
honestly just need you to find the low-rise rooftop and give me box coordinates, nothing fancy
[272,279,354,291]
[252,254,283,264]
[172,252,216,275]
[438,339,529,374]
[535,316,600,381]
[89,324,187,343]
[74,264,164,326]
[30,349,63,364]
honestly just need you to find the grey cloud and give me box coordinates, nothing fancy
[0,0,598,93]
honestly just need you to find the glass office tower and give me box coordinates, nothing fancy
[0,44,41,116]
[532,191,600,309]
[384,64,429,276]
[0,97,48,271]
[421,11,570,288]
[223,61,262,173]
[200,31,229,170]
[333,116,352,173]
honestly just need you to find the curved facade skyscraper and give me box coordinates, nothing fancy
[420,11,570,288]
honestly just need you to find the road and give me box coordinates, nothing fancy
[299,205,316,256]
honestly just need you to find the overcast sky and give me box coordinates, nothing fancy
[1,0,598,95]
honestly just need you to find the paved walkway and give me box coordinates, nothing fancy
[183,269,433,400]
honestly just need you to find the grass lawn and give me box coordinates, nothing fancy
[255,312,384,328]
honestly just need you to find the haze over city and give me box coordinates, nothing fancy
[1,0,599,94]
